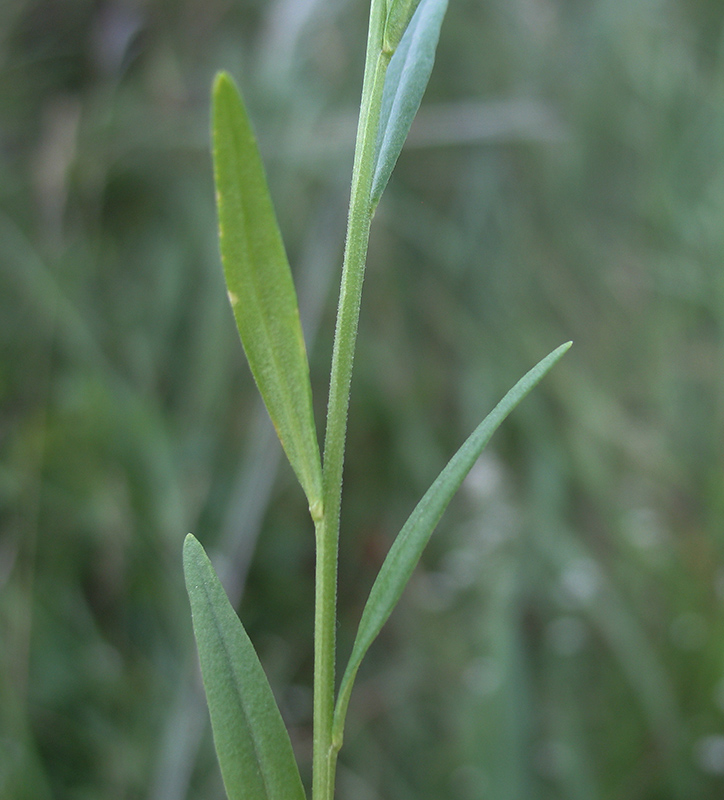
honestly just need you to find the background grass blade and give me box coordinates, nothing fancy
[213,72,322,511]
[332,342,572,746]
[370,0,448,209]
[183,534,307,800]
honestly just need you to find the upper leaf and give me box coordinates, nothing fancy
[183,534,307,800]
[332,342,572,747]
[370,0,448,209]
[213,72,322,512]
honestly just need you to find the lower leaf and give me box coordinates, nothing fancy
[183,534,306,800]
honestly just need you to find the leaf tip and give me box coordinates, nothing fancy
[556,340,573,359]
[213,70,234,97]
[183,534,206,584]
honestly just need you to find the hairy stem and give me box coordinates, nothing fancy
[312,3,391,799]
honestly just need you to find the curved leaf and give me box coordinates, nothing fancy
[213,72,322,512]
[332,342,571,747]
[371,0,448,208]
[184,534,307,800]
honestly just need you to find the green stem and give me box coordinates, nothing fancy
[312,3,391,799]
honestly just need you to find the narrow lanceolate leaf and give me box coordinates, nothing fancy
[183,534,306,800]
[370,0,448,209]
[213,72,322,512]
[332,342,572,746]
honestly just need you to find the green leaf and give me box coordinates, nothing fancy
[332,342,571,747]
[383,0,422,54]
[213,72,322,513]
[370,0,448,209]
[183,534,307,800]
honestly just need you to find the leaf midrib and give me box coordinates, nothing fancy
[222,96,316,496]
[200,572,274,799]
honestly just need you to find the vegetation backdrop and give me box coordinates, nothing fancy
[2,0,724,798]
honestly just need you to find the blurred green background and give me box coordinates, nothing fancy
[3,0,724,797]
